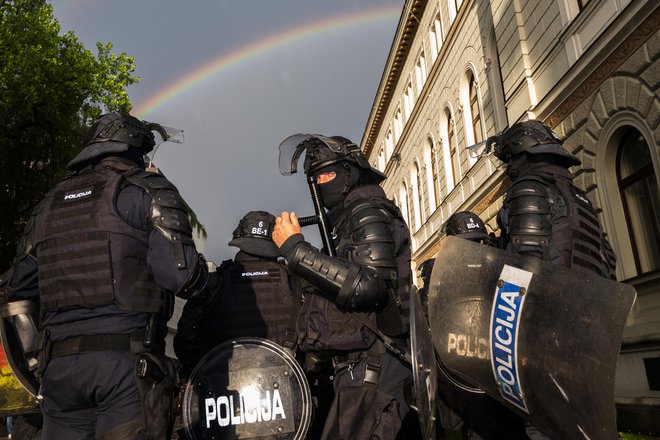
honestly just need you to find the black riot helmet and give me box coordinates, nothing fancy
[228,211,279,259]
[485,120,581,167]
[279,133,386,183]
[279,134,386,209]
[67,112,178,171]
[440,211,491,243]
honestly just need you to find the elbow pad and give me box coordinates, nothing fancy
[176,254,210,300]
[288,241,388,311]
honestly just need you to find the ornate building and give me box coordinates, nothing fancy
[361,0,659,433]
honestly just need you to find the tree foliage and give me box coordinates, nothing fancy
[0,0,139,270]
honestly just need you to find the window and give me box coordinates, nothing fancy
[415,161,424,225]
[424,138,438,211]
[617,128,660,275]
[400,183,410,227]
[404,82,414,120]
[385,129,394,160]
[469,72,484,144]
[378,147,386,171]
[429,13,443,62]
[430,141,442,205]
[407,182,416,231]
[446,108,460,186]
[394,108,403,143]
[415,52,427,96]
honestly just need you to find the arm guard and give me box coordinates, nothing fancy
[287,200,397,311]
[288,242,387,311]
[505,178,553,259]
[126,171,195,268]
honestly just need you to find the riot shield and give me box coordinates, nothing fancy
[0,302,40,416]
[428,236,636,440]
[181,337,312,440]
[409,290,437,440]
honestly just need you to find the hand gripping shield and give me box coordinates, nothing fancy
[409,289,438,440]
[0,300,40,416]
[427,236,636,440]
[181,337,312,440]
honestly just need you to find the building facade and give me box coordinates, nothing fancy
[360,0,659,433]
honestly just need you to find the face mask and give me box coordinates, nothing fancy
[314,163,359,209]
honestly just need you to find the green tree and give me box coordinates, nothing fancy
[0,0,139,270]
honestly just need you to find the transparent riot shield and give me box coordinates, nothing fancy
[0,303,40,416]
[409,290,437,440]
[427,236,636,440]
[181,337,312,440]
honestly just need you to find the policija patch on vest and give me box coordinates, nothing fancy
[489,264,532,413]
[63,187,94,201]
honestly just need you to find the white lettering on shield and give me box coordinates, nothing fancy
[205,389,286,428]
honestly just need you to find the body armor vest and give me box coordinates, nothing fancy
[296,188,411,353]
[516,174,617,279]
[33,165,170,315]
[206,257,294,346]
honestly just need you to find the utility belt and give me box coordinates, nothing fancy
[330,339,390,387]
[47,330,164,360]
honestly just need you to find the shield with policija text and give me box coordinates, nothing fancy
[427,236,636,440]
[181,337,311,440]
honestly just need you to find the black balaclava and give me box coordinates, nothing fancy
[315,162,360,210]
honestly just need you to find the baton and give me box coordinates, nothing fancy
[295,175,336,257]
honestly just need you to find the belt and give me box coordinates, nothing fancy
[50,331,161,359]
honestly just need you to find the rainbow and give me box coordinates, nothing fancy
[134,5,400,117]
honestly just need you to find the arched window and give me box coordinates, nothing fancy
[377,147,386,171]
[415,161,424,225]
[404,82,415,119]
[385,129,394,160]
[429,12,443,62]
[468,71,484,144]
[617,128,660,275]
[394,108,403,143]
[446,108,461,186]
[415,52,427,96]
[424,138,438,211]
[400,182,411,227]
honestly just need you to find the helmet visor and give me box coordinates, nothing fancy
[278,133,345,175]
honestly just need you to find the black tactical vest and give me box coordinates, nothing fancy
[206,256,293,346]
[549,176,617,279]
[33,165,170,315]
[514,173,617,279]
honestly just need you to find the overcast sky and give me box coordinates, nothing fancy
[51,0,401,263]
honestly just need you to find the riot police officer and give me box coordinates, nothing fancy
[2,113,212,439]
[487,120,618,439]
[273,134,413,440]
[488,120,616,278]
[174,210,296,377]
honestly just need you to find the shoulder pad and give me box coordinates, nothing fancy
[125,171,193,243]
[506,178,550,200]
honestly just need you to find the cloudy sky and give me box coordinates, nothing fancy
[51,0,402,263]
